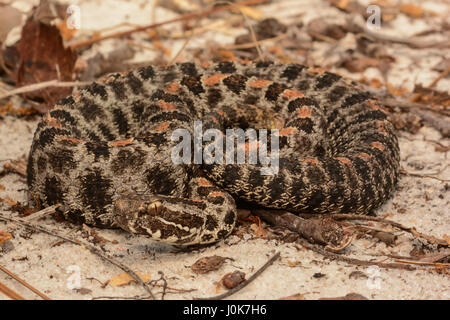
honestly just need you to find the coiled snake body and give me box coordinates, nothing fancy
[27,62,400,245]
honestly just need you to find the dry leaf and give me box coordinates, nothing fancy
[191,255,231,274]
[56,19,78,41]
[0,231,12,244]
[249,222,267,238]
[109,272,151,286]
[400,4,425,18]
[5,5,77,112]
[236,5,263,20]
[279,293,306,300]
[343,57,380,73]
[222,271,245,289]
[443,235,450,246]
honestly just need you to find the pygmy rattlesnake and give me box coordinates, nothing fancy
[27,61,400,245]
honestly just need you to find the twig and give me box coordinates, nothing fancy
[68,0,271,50]
[0,265,50,300]
[22,204,60,222]
[0,214,155,299]
[0,280,25,300]
[329,214,449,247]
[400,169,450,182]
[0,80,91,100]
[194,251,280,300]
[394,259,450,268]
[427,65,450,89]
[294,240,415,271]
[364,28,450,49]
[215,0,264,60]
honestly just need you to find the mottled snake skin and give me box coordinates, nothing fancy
[27,61,400,245]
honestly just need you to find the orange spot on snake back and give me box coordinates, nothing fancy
[370,141,385,151]
[308,68,326,75]
[155,122,170,133]
[279,127,296,136]
[203,74,227,86]
[357,152,371,159]
[45,113,62,128]
[208,191,224,197]
[216,110,225,116]
[336,157,352,166]
[249,79,273,88]
[110,138,134,147]
[303,158,318,165]
[157,100,177,111]
[198,178,212,187]
[282,89,304,99]
[59,136,84,144]
[297,106,312,118]
[166,82,180,94]
[199,61,211,68]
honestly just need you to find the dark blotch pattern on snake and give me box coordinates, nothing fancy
[27,62,400,245]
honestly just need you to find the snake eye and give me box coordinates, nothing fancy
[147,201,162,216]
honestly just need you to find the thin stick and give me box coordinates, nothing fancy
[0,215,155,299]
[168,0,265,65]
[427,65,450,89]
[68,0,271,50]
[401,169,450,183]
[0,265,50,300]
[329,214,448,246]
[194,251,280,300]
[22,204,61,222]
[394,259,450,268]
[0,280,25,300]
[294,240,415,271]
[214,0,264,60]
[0,80,91,100]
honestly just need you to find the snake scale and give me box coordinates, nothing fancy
[27,61,400,245]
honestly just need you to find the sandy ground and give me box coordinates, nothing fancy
[0,0,449,300]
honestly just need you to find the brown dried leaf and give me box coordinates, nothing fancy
[0,230,12,244]
[444,235,450,246]
[11,202,36,217]
[191,255,231,274]
[327,0,367,16]
[400,4,425,18]
[307,18,347,41]
[279,293,306,300]
[56,19,78,41]
[221,271,246,289]
[74,287,92,295]
[8,11,77,111]
[343,57,380,73]
[109,272,151,286]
